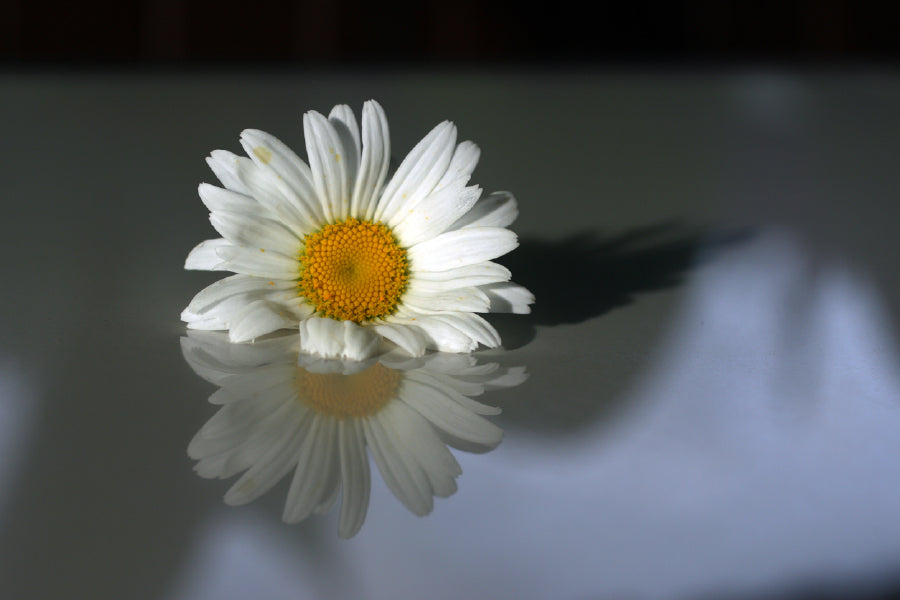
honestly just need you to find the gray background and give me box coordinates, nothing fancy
[1,68,899,599]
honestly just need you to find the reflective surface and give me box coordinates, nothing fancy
[183,331,525,538]
[1,69,900,599]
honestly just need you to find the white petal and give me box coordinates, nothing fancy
[207,150,251,195]
[283,415,337,523]
[364,408,433,516]
[209,210,300,256]
[329,105,361,153]
[426,312,501,348]
[434,140,480,192]
[481,282,535,314]
[215,245,299,280]
[183,312,229,331]
[313,439,343,516]
[483,366,529,390]
[416,352,478,373]
[404,370,501,415]
[304,110,349,222]
[209,152,303,238]
[239,129,325,229]
[402,287,491,314]
[229,300,297,342]
[328,104,361,207]
[185,238,232,271]
[400,379,504,446]
[408,227,518,273]
[392,181,482,247]
[384,399,460,498]
[387,310,479,353]
[449,191,518,230]
[184,286,310,334]
[197,392,298,460]
[264,292,317,322]
[183,295,253,330]
[414,317,478,353]
[298,317,381,360]
[354,100,390,220]
[198,183,257,215]
[187,329,299,368]
[208,368,294,404]
[223,417,305,506]
[337,419,370,539]
[375,121,457,225]
[407,261,511,286]
[186,274,291,314]
[370,322,427,357]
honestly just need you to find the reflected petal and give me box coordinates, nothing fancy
[182,330,526,537]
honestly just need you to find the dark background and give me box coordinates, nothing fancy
[1,1,898,65]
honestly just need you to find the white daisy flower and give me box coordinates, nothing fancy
[182,330,527,538]
[183,100,533,360]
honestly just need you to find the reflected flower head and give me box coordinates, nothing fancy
[182,100,533,360]
[183,331,526,538]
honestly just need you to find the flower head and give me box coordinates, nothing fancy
[183,330,527,538]
[183,101,533,359]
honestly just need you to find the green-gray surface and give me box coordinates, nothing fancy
[1,68,899,600]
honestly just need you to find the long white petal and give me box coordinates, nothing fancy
[198,183,258,215]
[185,238,232,270]
[426,312,501,348]
[387,310,479,353]
[313,422,342,516]
[299,317,381,360]
[207,150,251,195]
[304,110,349,222]
[337,419,370,539]
[184,288,310,334]
[392,181,482,247]
[186,273,292,314]
[483,366,529,390]
[402,287,491,314]
[183,312,229,331]
[283,416,340,523]
[370,322,427,357]
[215,245,299,280]
[208,367,295,405]
[384,399,460,498]
[433,140,480,192]
[328,104,361,213]
[282,415,330,522]
[223,415,306,505]
[229,300,297,342]
[404,370,501,415]
[375,121,457,225]
[413,317,479,353]
[400,379,504,446]
[407,261,511,286]
[209,210,300,257]
[239,129,325,229]
[364,409,433,516]
[449,191,518,230]
[408,227,518,273]
[355,100,390,220]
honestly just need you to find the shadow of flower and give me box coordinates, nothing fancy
[181,331,527,538]
[490,221,754,348]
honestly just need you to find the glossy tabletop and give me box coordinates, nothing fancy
[1,67,899,600]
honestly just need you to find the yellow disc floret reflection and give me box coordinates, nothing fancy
[294,362,402,419]
[298,218,409,323]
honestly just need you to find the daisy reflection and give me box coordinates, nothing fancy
[182,331,526,538]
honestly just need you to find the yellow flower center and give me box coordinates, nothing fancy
[294,362,402,419]
[298,218,409,322]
